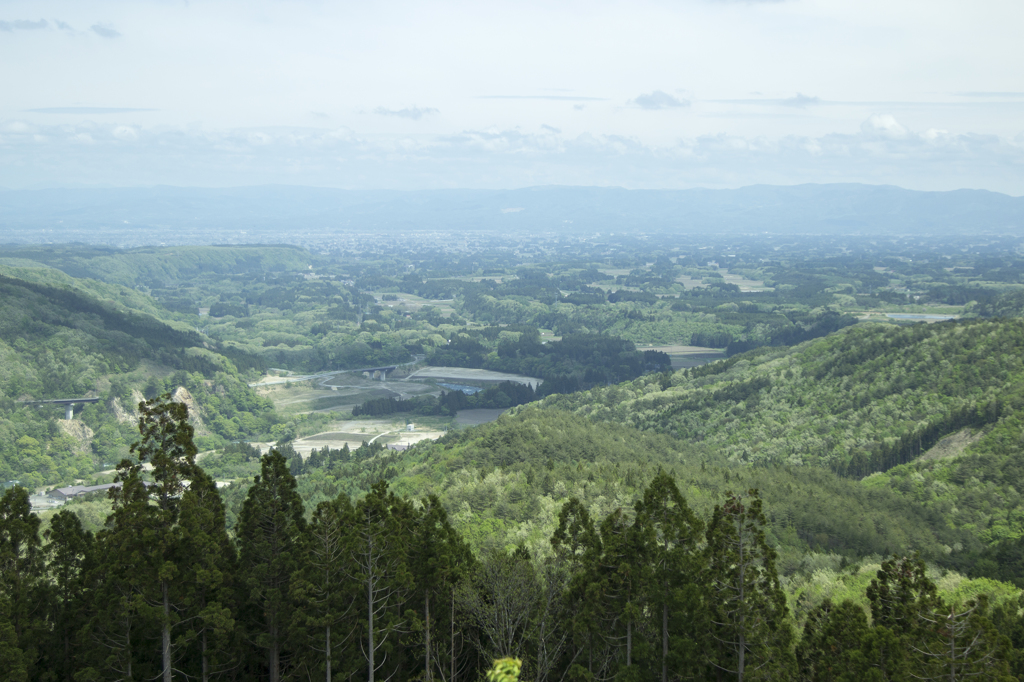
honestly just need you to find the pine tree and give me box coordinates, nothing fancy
[866,554,940,637]
[704,489,793,681]
[237,449,307,682]
[861,554,941,679]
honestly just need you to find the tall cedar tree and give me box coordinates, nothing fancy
[176,468,238,682]
[345,481,415,682]
[42,509,94,682]
[633,470,705,682]
[911,596,1014,681]
[704,489,793,681]
[796,599,870,682]
[408,495,475,682]
[0,486,43,680]
[290,493,356,682]
[550,498,603,682]
[128,394,200,682]
[82,448,163,680]
[237,449,307,682]
[595,508,648,679]
[862,554,941,678]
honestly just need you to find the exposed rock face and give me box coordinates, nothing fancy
[110,390,146,425]
[57,419,94,444]
[170,386,209,436]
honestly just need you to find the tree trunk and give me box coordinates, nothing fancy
[201,630,208,682]
[270,621,280,682]
[63,622,71,682]
[326,625,332,682]
[163,579,172,682]
[425,592,431,682]
[368,570,375,682]
[662,602,668,682]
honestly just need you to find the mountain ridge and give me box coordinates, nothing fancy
[2,183,1022,243]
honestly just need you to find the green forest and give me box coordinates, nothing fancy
[2,398,1021,681]
[4,234,1024,680]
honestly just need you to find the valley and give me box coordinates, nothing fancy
[4,228,1024,679]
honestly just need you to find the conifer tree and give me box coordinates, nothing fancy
[866,554,940,636]
[42,509,94,682]
[0,599,27,682]
[861,554,941,679]
[345,481,415,682]
[0,486,44,676]
[176,468,237,682]
[129,394,200,682]
[704,489,793,681]
[633,471,704,682]
[796,599,870,681]
[237,449,307,682]
[409,495,474,682]
[550,497,603,682]
[291,493,356,682]
[911,596,1014,681]
[82,457,162,680]
[596,508,648,679]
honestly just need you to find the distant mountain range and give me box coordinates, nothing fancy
[2,183,1022,243]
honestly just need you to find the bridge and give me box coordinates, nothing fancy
[19,397,101,420]
[357,366,398,381]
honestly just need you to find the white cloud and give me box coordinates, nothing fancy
[632,91,689,110]
[861,114,908,139]
[780,93,820,108]
[112,125,138,141]
[0,118,1019,194]
[373,106,439,120]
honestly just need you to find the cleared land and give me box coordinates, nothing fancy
[256,372,438,416]
[642,344,727,370]
[406,366,543,389]
[291,418,446,456]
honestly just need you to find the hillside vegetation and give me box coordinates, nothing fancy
[0,274,279,487]
[544,318,1023,476]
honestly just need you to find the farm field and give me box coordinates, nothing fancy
[406,366,543,389]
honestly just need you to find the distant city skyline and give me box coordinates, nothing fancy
[1,0,1022,194]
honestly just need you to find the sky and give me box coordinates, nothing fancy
[1,0,1023,193]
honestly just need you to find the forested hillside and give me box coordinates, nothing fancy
[0,274,278,487]
[544,318,1024,475]
[3,399,1022,682]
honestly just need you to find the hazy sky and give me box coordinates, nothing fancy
[1,0,1023,193]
